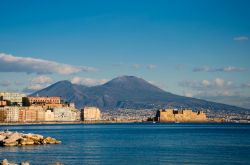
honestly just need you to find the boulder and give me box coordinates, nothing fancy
[19,138,34,145]
[0,135,6,141]
[20,161,30,165]
[0,159,8,165]
[0,159,17,165]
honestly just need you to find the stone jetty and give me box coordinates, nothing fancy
[0,159,64,165]
[0,131,61,146]
[0,159,29,165]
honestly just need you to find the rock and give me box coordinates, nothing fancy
[0,135,6,141]
[53,162,64,165]
[1,159,8,165]
[19,138,34,145]
[3,141,18,146]
[20,161,30,165]
[0,131,61,147]
[3,132,22,146]
[0,159,17,165]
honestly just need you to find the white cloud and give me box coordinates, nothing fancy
[71,77,108,86]
[30,75,53,84]
[180,78,238,98]
[234,36,248,41]
[0,53,97,75]
[23,75,54,94]
[193,66,246,72]
[201,80,210,87]
[147,64,157,70]
[223,66,246,72]
[180,78,233,89]
[214,78,225,87]
[132,64,140,69]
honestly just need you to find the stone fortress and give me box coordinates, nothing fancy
[156,109,207,122]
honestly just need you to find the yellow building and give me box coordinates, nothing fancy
[156,109,207,122]
[44,109,55,121]
[82,107,101,121]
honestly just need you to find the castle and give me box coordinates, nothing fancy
[156,109,207,122]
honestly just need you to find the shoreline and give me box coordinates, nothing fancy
[0,121,249,126]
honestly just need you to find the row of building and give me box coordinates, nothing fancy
[0,92,101,123]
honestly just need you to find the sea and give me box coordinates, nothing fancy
[0,123,250,165]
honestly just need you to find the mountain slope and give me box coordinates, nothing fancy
[31,76,249,114]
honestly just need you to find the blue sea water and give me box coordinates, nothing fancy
[0,123,250,165]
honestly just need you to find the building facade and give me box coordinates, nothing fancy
[0,92,26,106]
[0,100,7,107]
[27,96,61,105]
[156,109,207,122]
[44,110,55,121]
[82,107,101,121]
[0,106,19,122]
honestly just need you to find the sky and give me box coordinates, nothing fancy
[0,0,250,106]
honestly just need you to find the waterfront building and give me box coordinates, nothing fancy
[53,107,75,121]
[0,92,26,106]
[19,106,45,122]
[81,107,101,121]
[0,106,19,122]
[0,100,7,107]
[44,109,55,121]
[27,96,61,105]
[0,109,6,122]
[156,109,207,122]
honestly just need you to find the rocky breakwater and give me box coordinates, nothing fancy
[0,131,61,146]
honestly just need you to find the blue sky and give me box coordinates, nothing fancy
[0,0,250,106]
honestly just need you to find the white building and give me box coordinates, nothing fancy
[0,92,26,106]
[53,107,79,121]
[4,106,19,122]
[82,107,101,121]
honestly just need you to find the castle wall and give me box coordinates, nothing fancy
[159,109,207,122]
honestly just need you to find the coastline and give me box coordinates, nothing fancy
[0,120,249,126]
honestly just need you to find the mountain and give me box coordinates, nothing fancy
[31,76,249,114]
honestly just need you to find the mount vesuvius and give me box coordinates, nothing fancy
[31,76,249,114]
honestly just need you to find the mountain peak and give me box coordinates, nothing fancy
[105,75,149,85]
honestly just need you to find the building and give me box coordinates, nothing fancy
[27,96,61,105]
[44,109,55,121]
[0,108,7,122]
[0,106,19,122]
[81,107,101,121]
[0,100,7,107]
[19,105,45,122]
[0,92,26,106]
[156,109,207,122]
[53,107,78,121]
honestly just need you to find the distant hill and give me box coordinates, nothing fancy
[31,76,249,114]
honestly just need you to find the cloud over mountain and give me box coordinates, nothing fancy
[71,77,108,86]
[23,75,54,93]
[0,53,97,75]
